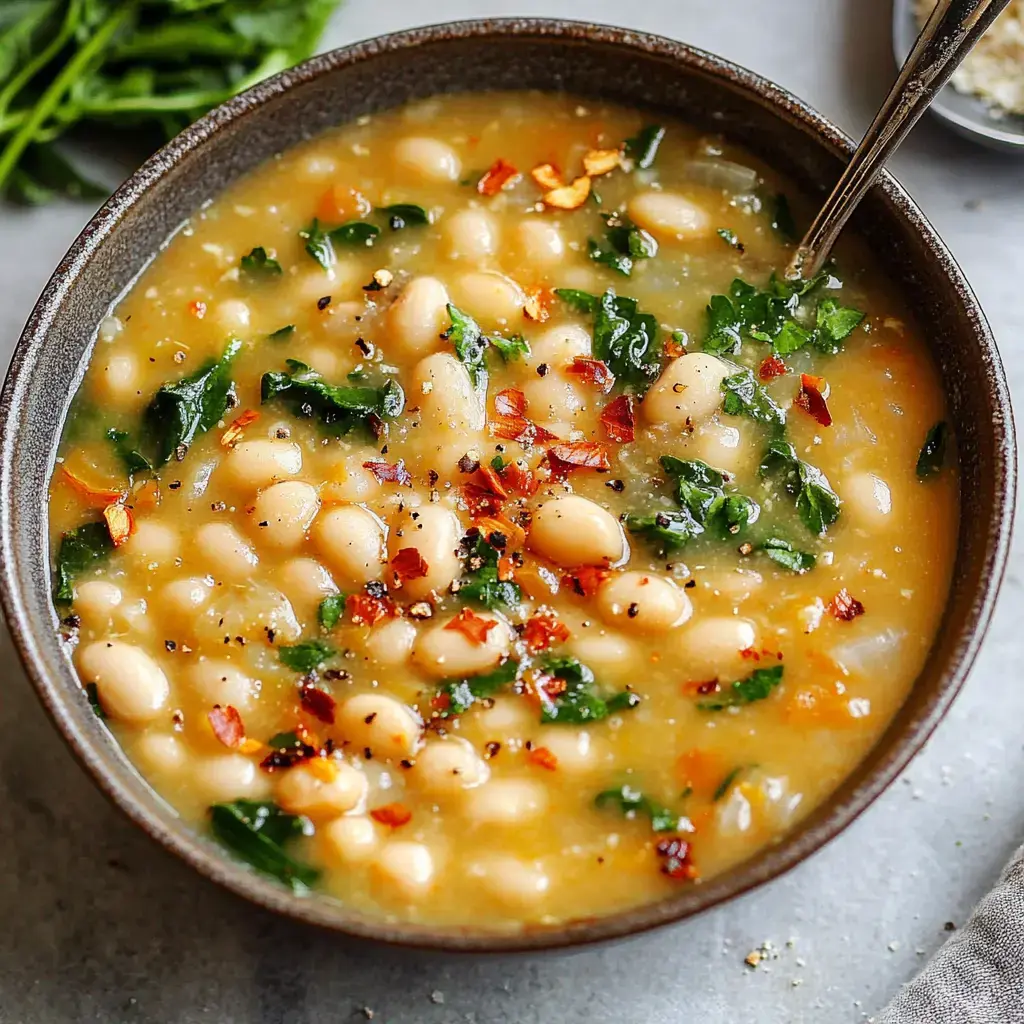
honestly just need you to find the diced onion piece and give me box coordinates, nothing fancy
[684,158,759,193]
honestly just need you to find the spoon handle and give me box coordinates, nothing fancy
[786,0,1011,280]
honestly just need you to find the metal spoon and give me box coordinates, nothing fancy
[786,0,1012,281]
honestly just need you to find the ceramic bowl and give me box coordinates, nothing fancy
[0,19,1015,952]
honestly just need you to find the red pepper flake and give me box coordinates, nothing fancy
[600,394,636,443]
[499,460,538,497]
[758,354,787,381]
[476,463,508,499]
[794,373,833,427]
[546,442,611,479]
[462,484,505,518]
[346,592,396,627]
[527,746,559,770]
[102,501,135,547]
[299,684,336,725]
[497,554,516,581]
[566,356,615,393]
[444,607,497,645]
[683,678,721,696]
[664,335,686,358]
[523,611,571,652]
[61,466,126,508]
[390,547,430,585]
[188,300,207,319]
[208,704,245,748]
[655,836,698,881]
[363,459,413,487]
[562,565,612,597]
[739,646,760,661]
[474,514,526,551]
[220,408,260,447]
[489,387,559,445]
[523,286,554,323]
[477,158,519,196]
[370,802,413,828]
[828,588,865,621]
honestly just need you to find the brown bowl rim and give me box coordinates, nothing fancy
[0,17,1015,953]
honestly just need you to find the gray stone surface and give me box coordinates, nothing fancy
[1,1,1021,1021]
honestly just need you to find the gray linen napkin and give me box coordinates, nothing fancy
[878,842,1024,1022]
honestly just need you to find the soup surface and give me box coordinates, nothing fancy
[49,92,958,930]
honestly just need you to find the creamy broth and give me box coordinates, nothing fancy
[49,92,958,929]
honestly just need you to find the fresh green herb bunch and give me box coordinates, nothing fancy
[0,0,343,204]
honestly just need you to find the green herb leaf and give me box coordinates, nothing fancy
[434,658,520,717]
[538,656,640,724]
[85,682,106,720]
[595,784,681,832]
[105,427,151,476]
[490,333,530,363]
[55,521,113,603]
[760,537,816,573]
[917,421,949,479]
[588,218,658,277]
[261,359,404,434]
[457,533,522,611]
[813,298,864,355]
[278,639,335,674]
[443,304,488,389]
[380,203,430,229]
[720,370,785,427]
[7,143,107,206]
[772,319,813,356]
[624,124,666,169]
[146,338,241,463]
[717,227,743,250]
[300,218,333,269]
[697,665,784,711]
[209,800,318,892]
[553,288,600,314]
[267,324,295,342]
[624,509,700,552]
[759,439,841,536]
[239,246,282,280]
[266,731,301,750]
[589,290,661,388]
[330,221,380,247]
[318,594,345,630]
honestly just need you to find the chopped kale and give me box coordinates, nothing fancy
[318,594,346,630]
[300,218,379,269]
[261,359,404,434]
[624,124,666,169]
[760,537,816,573]
[538,656,640,724]
[443,304,488,389]
[720,370,785,428]
[553,288,600,314]
[588,216,658,277]
[434,658,520,717]
[813,298,865,354]
[146,338,241,463]
[239,246,282,281]
[917,421,949,479]
[697,665,783,711]
[105,427,151,476]
[209,800,318,892]
[380,203,430,229]
[490,333,531,363]
[278,639,334,674]
[595,784,681,832]
[759,439,841,536]
[457,533,521,611]
[55,521,113,603]
[266,731,302,750]
[267,324,295,343]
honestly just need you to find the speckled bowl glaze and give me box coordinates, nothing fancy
[0,19,1015,952]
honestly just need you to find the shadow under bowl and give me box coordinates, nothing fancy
[0,18,1015,953]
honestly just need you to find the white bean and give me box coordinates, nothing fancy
[515,218,565,266]
[450,271,524,328]
[387,505,462,601]
[222,439,302,490]
[627,190,713,241]
[320,815,379,866]
[412,613,512,679]
[643,353,729,428]
[336,693,422,760]
[372,841,435,900]
[321,454,381,503]
[364,617,418,667]
[469,855,550,907]
[530,729,606,776]
[393,136,461,182]
[569,631,638,681]
[214,299,250,332]
[78,641,169,722]
[132,732,186,776]
[186,658,257,709]
[160,576,212,618]
[123,519,178,566]
[74,580,122,629]
[275,760,367,820]
[520,374,587,431]
[691,420,751,476]
[525,322,591,367]
[250,481,319,550]
[410,738,489,797]
[528,495,625,567]
[411,352,486,433]
[843,471,891,527]
[463,777,548,826]
[597,571,692,632]
[191,753,271,803]
[444,208,498,261]
[278,558,338,618]
[94,352,139,407]
[675,616,758,677]
[386,276,451,358]
[312,505,385,587]
[195,522,258,582]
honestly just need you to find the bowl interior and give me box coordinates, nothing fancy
[893,0,1024,151]
[0,20,1014,951]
